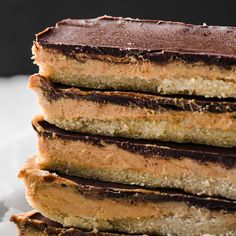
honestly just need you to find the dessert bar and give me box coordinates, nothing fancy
[19,157,236,236]
[33,16,236,98]
[33,116,236,199]
[29,74,236,147]
[11,212,136,236]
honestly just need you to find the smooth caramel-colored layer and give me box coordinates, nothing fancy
[19,157,236,236]
[29,75,236,147]
[33,45,236,98]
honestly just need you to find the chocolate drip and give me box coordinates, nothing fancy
[38,75,236,113]
[33,119,236,169]
[36,16,236,66]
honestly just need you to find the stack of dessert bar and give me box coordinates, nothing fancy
[11,16,236,235]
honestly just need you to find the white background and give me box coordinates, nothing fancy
[0,75,40,235]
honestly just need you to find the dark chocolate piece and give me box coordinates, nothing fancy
[33,119,236,169]
[11,212,136,236]
[48,171,236,211]
[36,16,236,66]
[38,75,236,113]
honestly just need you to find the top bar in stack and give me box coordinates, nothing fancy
[33,16,236,98]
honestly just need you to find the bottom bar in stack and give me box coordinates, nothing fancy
[11,212,135,236]
[19,157,236,236]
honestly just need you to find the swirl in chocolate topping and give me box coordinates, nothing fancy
[36,16,236,66]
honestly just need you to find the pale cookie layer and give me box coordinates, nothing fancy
[19,157,236,236]
[35,128,236,199]
[29,76,236,147]
[33,45,236,98]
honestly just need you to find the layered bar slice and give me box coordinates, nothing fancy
[19,157,236,236]
[29,74,236,147]
[33,16,236,99]
[11,212,135,236]
[32,116,236,200]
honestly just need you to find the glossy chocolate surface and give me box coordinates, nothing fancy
[36,16,236,66]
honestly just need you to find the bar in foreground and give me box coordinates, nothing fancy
[11,211,137,236]
[19,157,236,236]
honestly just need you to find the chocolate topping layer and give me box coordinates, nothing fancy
[11,212,136,236]
[36,16,236,66]
[47,171,236,211]
[33,119,236,169]
[37,75,236,113]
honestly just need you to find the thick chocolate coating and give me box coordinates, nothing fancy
[33,119,236,169]
[37,75,236,113]
[36,16,236,66]
[46,171,236,211]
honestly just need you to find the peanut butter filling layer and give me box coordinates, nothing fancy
[33,45,236,98]
[33,116,236,199]
[19,157,236,235]
[29,74,236,147]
